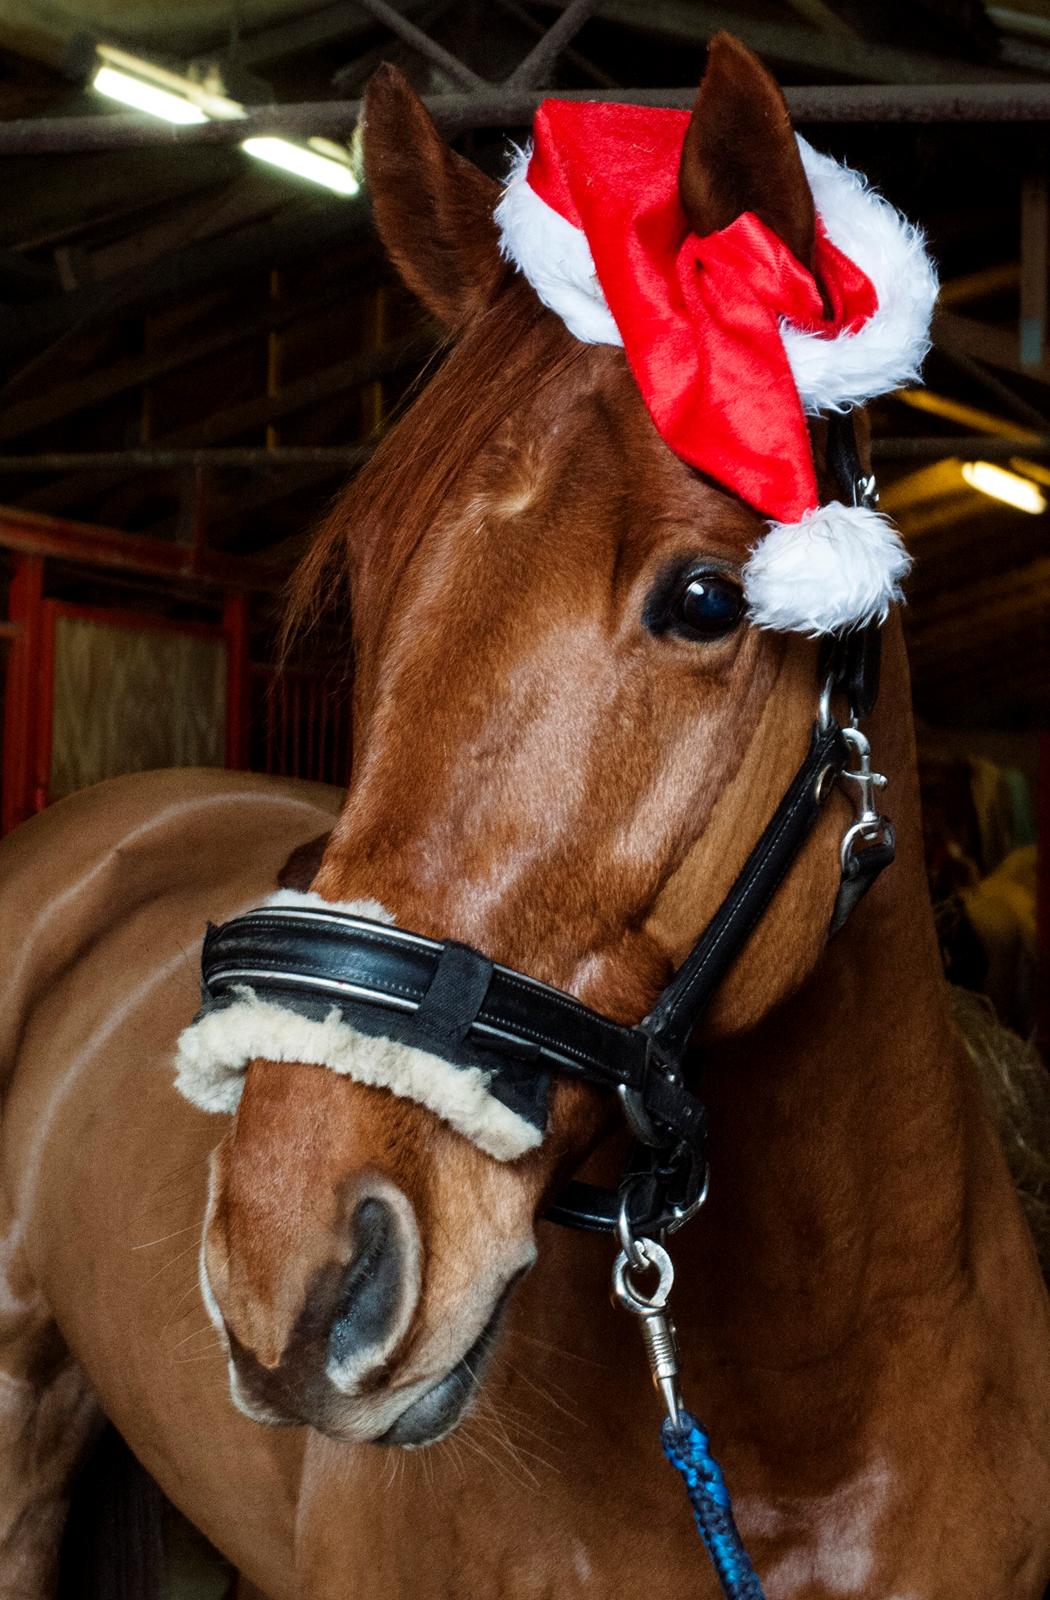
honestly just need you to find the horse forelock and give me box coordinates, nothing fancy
[281,281,583,668]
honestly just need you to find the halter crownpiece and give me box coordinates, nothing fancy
[495,103,939,636]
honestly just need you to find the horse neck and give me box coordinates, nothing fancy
[678,619,1000,1359]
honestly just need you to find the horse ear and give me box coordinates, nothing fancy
[679,32,816,271]
[362,64,505,331]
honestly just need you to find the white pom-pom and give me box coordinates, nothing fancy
[744,503,911,636]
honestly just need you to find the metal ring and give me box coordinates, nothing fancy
[813,763,838,804]
[840,817,894,874]
[617,1082,664,1149]
[666,1161,710,1233]
[612,1238,675,1313]
[616,1185,649,1272]
[817,670,837,732]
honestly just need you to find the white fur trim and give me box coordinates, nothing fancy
[495,144,622,346]
[785,139,938,415]
[174,986,541,1163]
[494,136,936,411]
[263,888,395,922]
[743,502,911,636]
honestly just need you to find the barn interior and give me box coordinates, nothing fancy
[0,3,1048,1592]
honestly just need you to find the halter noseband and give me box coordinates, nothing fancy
[185,415,894,1240]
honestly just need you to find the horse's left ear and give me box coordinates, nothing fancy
[363,64,505,331]
[680,32,816,270]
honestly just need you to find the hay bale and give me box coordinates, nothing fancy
[951,985,1050,1279]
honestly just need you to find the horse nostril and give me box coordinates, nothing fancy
[328,1196,403,1367]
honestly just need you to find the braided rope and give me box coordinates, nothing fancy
[661,1411,766,1600]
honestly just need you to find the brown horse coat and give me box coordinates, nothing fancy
[2,37,1049,1600]
[0,772,338,1595]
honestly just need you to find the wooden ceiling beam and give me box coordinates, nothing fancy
[0,199,370,362]
[0,281,375,442]
[937,263,1020,307]
[878,459,965,515]
[893,387,1047,441]
[0,504,283,590]
[84,178,285,285]
[908,553,1050,637]
[156,330,433,447]
[232,0,434,67]
[911,609,1048,656]
[935,307,1050,385]
[589,0,1033,82]
[915,653,1050,708]
[935,344,1050,430]
[911,634,1048,682]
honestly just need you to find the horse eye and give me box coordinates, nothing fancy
[672,573,745,640]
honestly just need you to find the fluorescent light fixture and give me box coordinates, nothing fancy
[242,137,359,196]
[961,460,1046,515]
[92,44,244,123]
[93,64,208,124]
[91,46,358,196]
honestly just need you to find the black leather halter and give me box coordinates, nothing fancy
[196,415,893,1238]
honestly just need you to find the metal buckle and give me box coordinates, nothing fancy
[817,668,837,733]
[617,1140,710,1250]
[618,1031,681,1149]
[664,1160,710,1234]
[853,470,879,511]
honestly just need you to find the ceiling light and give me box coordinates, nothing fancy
[90,46,358,197]
[92,45,245,124]
[960,460,1046,515]
[242,137,360,196]
[92,64,209,124]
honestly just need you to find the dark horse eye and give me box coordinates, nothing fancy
[671,573,745,640]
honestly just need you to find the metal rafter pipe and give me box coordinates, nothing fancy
[0,448,372,471]
[504,0,599,89]
[8,83,1050,155]
[873,435,1050,458]
[3,439,1048,472]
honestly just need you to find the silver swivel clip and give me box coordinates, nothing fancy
[838,724,892,871]
[612,1233,684,1428]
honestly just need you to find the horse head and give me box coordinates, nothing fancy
[199,38,897,1445]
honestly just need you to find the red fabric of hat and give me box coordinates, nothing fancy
[526,101,878,524]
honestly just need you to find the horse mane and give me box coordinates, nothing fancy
[281,283,583,663]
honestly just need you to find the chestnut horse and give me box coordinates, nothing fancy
[1,40,1048,1600]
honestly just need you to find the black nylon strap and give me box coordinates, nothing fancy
[641,718,847,1067]
[413,942,494,1048]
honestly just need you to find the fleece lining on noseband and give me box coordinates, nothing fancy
[494,107,938,637]
[173,891,545,1162]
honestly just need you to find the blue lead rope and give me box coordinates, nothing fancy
[661,1411,766,1600]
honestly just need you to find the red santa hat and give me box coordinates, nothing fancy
[494,101,938,636]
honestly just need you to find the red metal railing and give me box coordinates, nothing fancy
[249,663,352,789]
[1,538,350,832]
